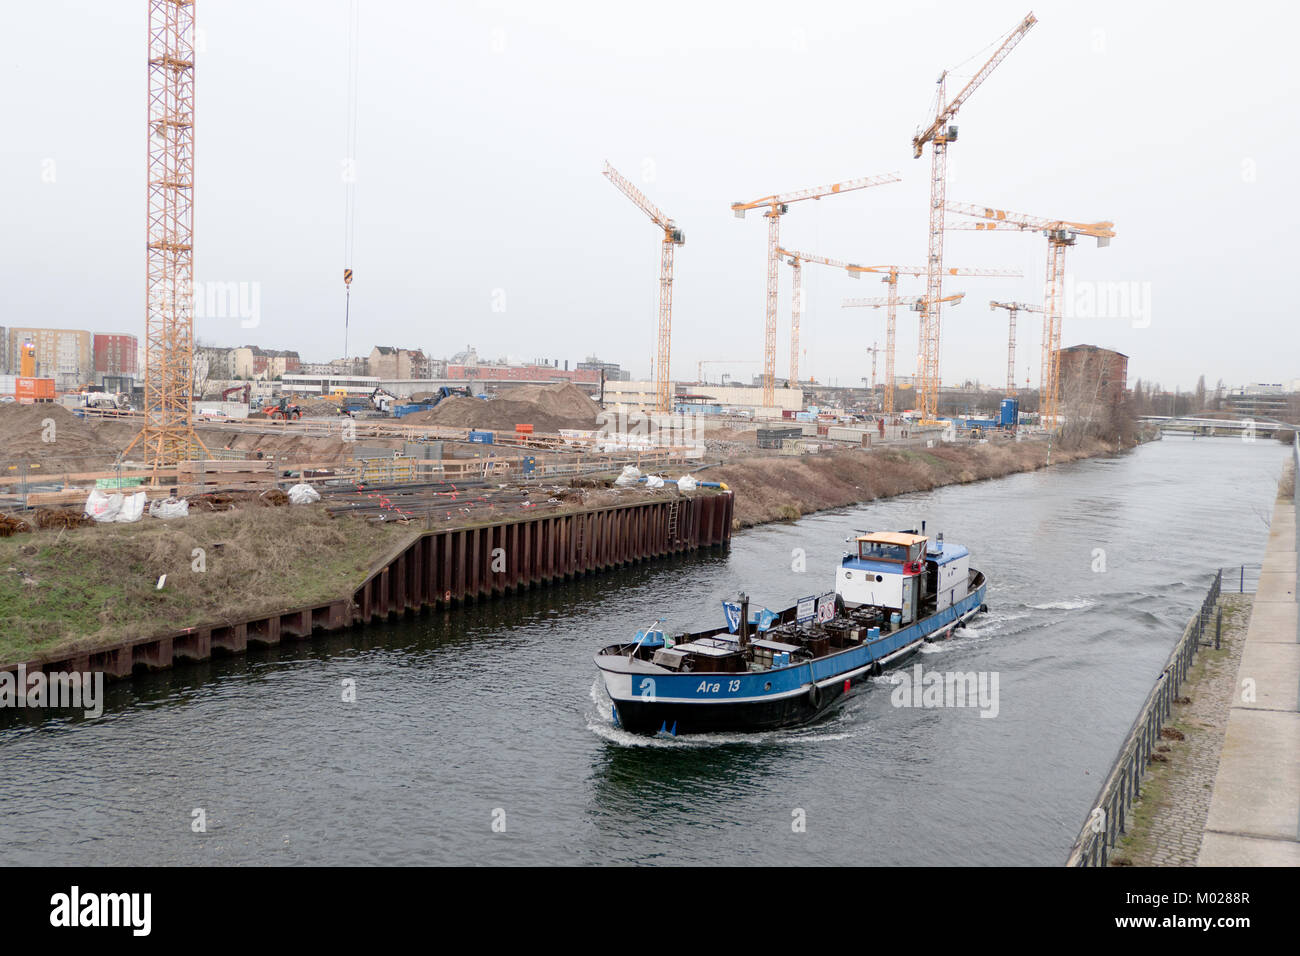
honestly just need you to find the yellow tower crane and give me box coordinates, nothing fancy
[843,292,967,414]
[602,161,685,414]
[730,173,900,409]
[775,247,861,387]
[843,264,1021,413]
[946,202,1115,428]
[911,11,1037,423]
[124,0,208,477]
[989,300,1044,398]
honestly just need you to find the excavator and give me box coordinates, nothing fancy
[221,383,252,404]
[255,396,302,421]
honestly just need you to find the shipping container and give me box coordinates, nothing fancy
[467,430,495,444]
[16,377,55,403]
[392,403,433,418]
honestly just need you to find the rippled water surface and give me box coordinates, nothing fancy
[0,437,1287,865]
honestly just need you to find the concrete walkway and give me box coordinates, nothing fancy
[1198,481,1300,865]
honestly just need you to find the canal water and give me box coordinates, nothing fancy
[0,437,1287,865]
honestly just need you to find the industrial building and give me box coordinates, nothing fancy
[577,355,631,381]
[606,379,804,417]
[1225,384,1292,419]
[1055,345,1129,410]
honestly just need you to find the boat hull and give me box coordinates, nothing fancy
[598,572,986,736]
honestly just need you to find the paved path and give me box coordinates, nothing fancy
[1117,595,1252,866]
[1197,472,1300,865]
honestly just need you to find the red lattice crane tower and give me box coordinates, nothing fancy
[603,161,684,414]
[125,0,207,476]
[731,172,899,409]
[911,11,1037,422]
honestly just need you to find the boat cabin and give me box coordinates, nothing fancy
[835,530,969,624]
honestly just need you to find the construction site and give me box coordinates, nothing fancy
[0,6,1151,672]
[4,0,1300,901]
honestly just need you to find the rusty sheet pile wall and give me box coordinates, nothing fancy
[6,491,734,681]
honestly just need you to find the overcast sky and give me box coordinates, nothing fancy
[3,1,1297,391]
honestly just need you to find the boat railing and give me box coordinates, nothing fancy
[1064,568,1225,867]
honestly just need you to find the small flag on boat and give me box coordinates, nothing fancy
[723,601,742,633]
[756,608,777,632]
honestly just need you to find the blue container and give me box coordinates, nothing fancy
[393,403,431,418]
[467,430,494,444]
[999,398,1019,427]
[522,456,536,475]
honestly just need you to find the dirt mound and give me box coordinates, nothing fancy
[296,398,346,417]
[496,383,602,420]
[405,383,601,434]
[0,405,138,469]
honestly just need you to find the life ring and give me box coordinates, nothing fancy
[807,681,822,709]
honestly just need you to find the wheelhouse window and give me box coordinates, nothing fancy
[859,541,908,562]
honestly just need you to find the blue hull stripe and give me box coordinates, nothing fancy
[601,579,988,705]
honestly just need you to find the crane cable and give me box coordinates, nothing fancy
[342,0,360,359]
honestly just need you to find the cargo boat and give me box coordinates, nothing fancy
[594,528,987,735]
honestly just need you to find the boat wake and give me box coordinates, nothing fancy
[1026,598,1094,611]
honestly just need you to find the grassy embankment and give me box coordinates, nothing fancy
[0,508,415,665]
[714,436,1116,528]
[0,435,1118,665]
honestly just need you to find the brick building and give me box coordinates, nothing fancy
[93,334,139,378]
[1055,345,1129,409]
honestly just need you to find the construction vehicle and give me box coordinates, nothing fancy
[82,390,125,410]
[222,383,252,404]
[432,385,471,404]
[369,387,398,414]
[259,396,303,421]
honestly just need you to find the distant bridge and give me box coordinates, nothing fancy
[1140,415,1293,437]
